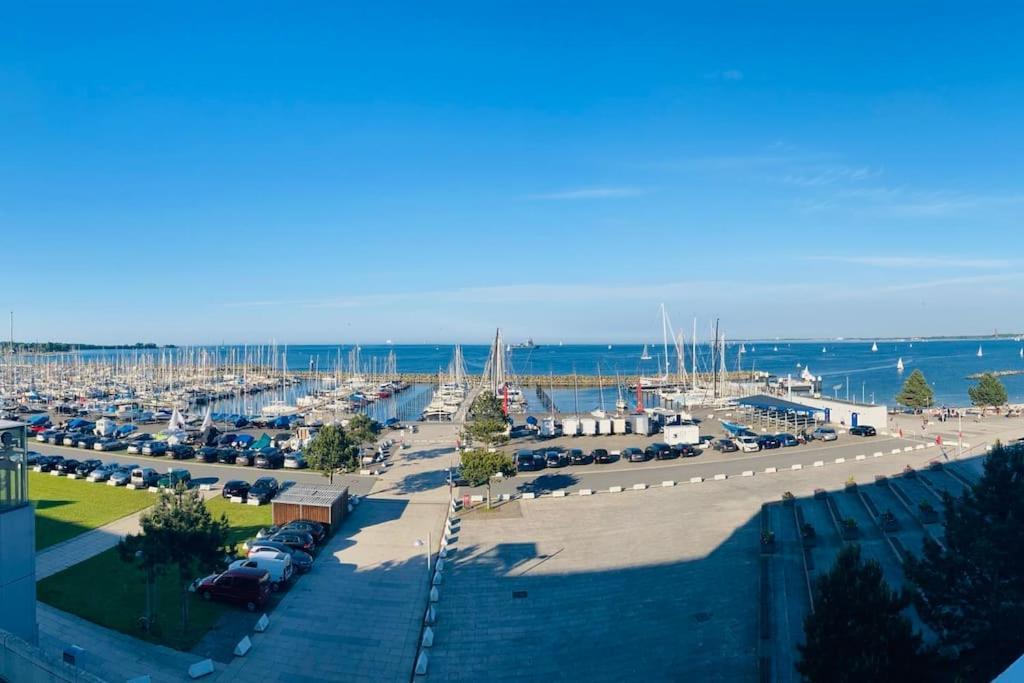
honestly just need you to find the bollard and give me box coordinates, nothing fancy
[609,486,623,493]
[791,464,802,470]
[662,481,674,487]
[813,461,824,467]
[579,489,593,496]
[254,614,269,632]
[429,587,439,602]
[424,605,437,625]
[741,471,754,477]
[552,490,567,497]
[187,659,215,679]
[713,474,727,481]
[764,467,777,474]
[415,650,429,676]
[834,458,846,464]
[873,451,884,458]
[421,626,435,648]
[233,635,252,657]
[633,483,647,490]
[689,477,703,484]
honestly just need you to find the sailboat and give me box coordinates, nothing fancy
[751,346,756,352]
[821,346,827,353]
[739,343,747,354]
[607,344,612,350]
[1019,348,1023,359]
[896,357,905,372]
[871,341,878,352]
[773,346,778,352]
[977,345,984,358]
[640,344,652,361]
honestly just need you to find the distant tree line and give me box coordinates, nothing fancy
[798,441,1024,682]
[3,341,171,353]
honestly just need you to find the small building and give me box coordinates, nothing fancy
[787,395,888,430]
[0,420,37,645]
[271,483,349,532]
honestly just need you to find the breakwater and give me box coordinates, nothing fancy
[291,371,759,387]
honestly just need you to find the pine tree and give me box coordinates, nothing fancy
[968,372,1008,409]
[458,449,516,508]
[895,369,934,410]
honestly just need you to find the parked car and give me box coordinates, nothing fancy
[245,541,313,573]
[811,427,838,442]
[775,433,799,447]
[198,446,219,463]
[568,448,592,465]
[248,477,279,503]
[141,441,168,456]
[544,450,569,468]
[126,441,147,454]
[109,465,139,486]
[229,554,293,591]
[62,433,83,447]
[35,455,64,472]
[592,448,614,464]
[234,434,255,450]
[75,459,103,476]
[281,520,326,544]
[56,458,81,475]
[255,447,284,469]
[756,435,781,450]
[623,447,647,463]
[671,443,700,458]
[94,438,126,451]
[234,450,256,466]
[36,429,58,443]
[195,567,271,611]
[169,444,195,460]
[283,452,306,469]
[76,435,100,450]
[130,467,159,488]
[216,448,239,464]
[218,433,239,447]
[157,469,191,489]
[86,463,120,482]
[46,431,67,445]
[448,467,468,487]
[849,425,877,437]
[222,480,251,500]
[713,438,739,453]
[646,443,674,460]
[734,436,761,453]
[26,451,42,466]
[516,449,543,472]
[268,530,315,553]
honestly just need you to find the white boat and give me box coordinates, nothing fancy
[640,344,652,361]
[1019,348,1023,359]
[773,346,778,352]
[871,341,878,352]
[896,357,904,372]
[739,343,746,354]
[821,346,827,353]
[607,344,612,350]
[977,345,984,358]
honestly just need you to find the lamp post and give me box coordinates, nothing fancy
[413,531,432,573]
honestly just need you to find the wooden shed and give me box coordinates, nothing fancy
[271,483,349,532]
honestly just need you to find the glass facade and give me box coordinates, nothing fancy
[0,423,28,513]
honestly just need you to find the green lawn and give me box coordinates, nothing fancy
[29,471,156,550]
[37,496,272,652]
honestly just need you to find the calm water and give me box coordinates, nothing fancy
[44,339,1024,406]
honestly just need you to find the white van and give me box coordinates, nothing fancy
[231,552,293,590]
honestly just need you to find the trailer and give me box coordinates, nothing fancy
[579,418,597,436]
[664,423,700,446]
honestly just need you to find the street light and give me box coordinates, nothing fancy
[413,531,432,572]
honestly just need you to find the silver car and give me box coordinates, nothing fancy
[86,463,119,482]
[108,465,138,486]
[812,427,838,442]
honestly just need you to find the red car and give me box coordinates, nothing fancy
[195,567,271,611]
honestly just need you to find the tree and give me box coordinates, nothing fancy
[968,373,1008,410]
[459,448,516,508]
[798,544,934,682]
[895,369,934,410]
[119,485,229,635]
[469,391,506,421]
[345,413,379,446]
[305,424,359,482]
[906,442,1024,681]
[462,416,509,447]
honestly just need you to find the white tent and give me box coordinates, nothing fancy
[168,408,187,431]
[200,407,212,432]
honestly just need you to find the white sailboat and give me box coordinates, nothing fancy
[896,357,905,372]
[1019,348,1023,359]
[822,346,827,353]
[773,346,779,352]
[739,343,746,354]
[640,344,652,361]
[871,341,878,352]
[977,345,984,358]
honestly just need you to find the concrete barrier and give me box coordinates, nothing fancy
[439,546,448,558]
[609,486,623,493]
[579,488,594,496]
[255,614,269,632]
[230,495,243,504]
[915,444,925,450]
[148,486,159,493]
[690,477,703,483]
[791,464,802,471]
[552,490,566,498]
[424,605,436,625]
[233,636,252,657]
[813,461,824,467]
[873,451,884,457]
[359,469,373,476]
[891,448,902,454]
[633,483,647,490]
[415,650,429,676]
[522,492,536,499]
[199,483,212,491]
[661,480,675,487]
[421,626,434,648]
[188,659,215,679]
[107,479,118,486]
[741,470,754,477]
[855,455,867,461]
[429,587,439,602]
[469,494,484,503]
[833,457,846,464]
[432,570,443,585]
[246,497,263,506]
[435,559,445,572]
[713,473,727,481]
[66,473,77,480]
[903,446,913,453]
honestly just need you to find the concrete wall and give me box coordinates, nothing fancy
[0,505,37,645]
[1,629,105,683]
[790,396,888,429]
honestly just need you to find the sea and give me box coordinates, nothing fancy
[56,338,1024,412]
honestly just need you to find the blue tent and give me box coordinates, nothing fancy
[115,424,137,437]
[27,414,51,426]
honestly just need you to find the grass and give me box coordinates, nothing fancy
[28,471,156,550]
[37,495,273,652]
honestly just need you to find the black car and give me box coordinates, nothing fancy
[646,443,674,460]
[623,447,647,463]
[234,450,256,467]
[447,467,468,487]
[35,455,65,472]
[75,459,103,476]
[713,438,739,453]
[169,444,195,460]
[47,431,68,445]
[198,446,219,463]
[757,435,781,450]
[26,451,42,466]
[216,448,239,464]
[248,477,279,503]
[76,435,100,449]
[268,530,314,553]
[255,448,285,469]
[281,519,326,544]
[671,444,701,458]
[245,540,314,572]
[849,425,877,437]
[775,433,799,447]
[56,458,81,474]
[568,448,592,465]
[544,450,569,468]
[222,480,251,500]
[516,449,543,472]
[509,425,532,439]
[592,448,614,464]
[218,433,239,447]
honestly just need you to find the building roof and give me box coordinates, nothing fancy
[736,394,819,415]
[273,483,348,507]
[0,420,27,429]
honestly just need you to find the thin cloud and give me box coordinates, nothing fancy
[807,255,1015,269]
[704,69,744,81]
[780,165,880,188]
[526,187,651,201]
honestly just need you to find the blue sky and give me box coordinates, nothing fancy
[3,2,1023,344]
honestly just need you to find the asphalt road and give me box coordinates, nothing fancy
[464,434,919,495]
[29,440,378,496]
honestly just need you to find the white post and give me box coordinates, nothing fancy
[427,530,432,573]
